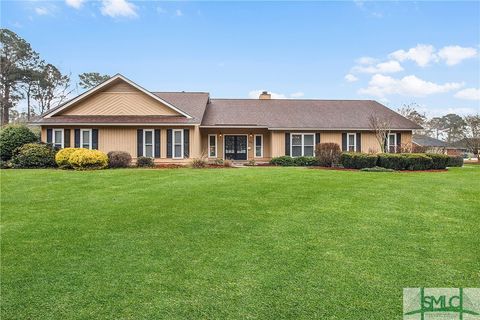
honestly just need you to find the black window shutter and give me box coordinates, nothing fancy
[92,129,98,150]
[154,129,161,158]
[64,129,70,147]
[315,133,320,146]
[74,129,80,147]
[356,133,361,152]
[342,133,347,151]
[137,129,143,157]
[397,133,402,149]
[285,133,290,156]
[184,129,190,158]
[167,129,172,158]
[46,128,52,143]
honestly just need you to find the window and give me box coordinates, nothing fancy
[208,134,217,158]
[388,133,397,153]
[53,129,63,148]
[347,133,356,152]
[143,129,154,158]
[80,129,92,149]
[173,129,183,159]
[254,134,263,158]
[291,133,315,157]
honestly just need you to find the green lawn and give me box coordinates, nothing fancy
[1,167,479,319]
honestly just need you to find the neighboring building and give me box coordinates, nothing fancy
[35,74,421,163]
[412,134,454,154]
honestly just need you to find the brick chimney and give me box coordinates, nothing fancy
[259,91,271,100]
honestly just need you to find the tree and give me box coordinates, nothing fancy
[79,72,110,90]
[369,114,392,153]
[463,114,480,160]
[0,29,38,125]
[397,103,427,129]
[32,63,72,114]
[440,113,466,143]
[426,117,444,139]
[18,52,42,121]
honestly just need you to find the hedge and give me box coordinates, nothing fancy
[55,148,78,169]
[11,143,57,168]
[107,151,132,168]
[377,153,407,170]
[447,155,464,167]
[404,154,433,171]
[137,156,154,168]
[426,153,450,170]
[340,153,378,169]
[270,156,317,166]
[0,125,38,160]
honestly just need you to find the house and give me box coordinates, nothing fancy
[412,134,453,154]
[35,74,421,163]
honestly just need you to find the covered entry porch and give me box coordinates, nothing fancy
[200,128,272,162]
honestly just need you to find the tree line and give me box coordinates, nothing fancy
[0,28,109,125]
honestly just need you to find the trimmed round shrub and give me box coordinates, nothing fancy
[404,154,433,170]
[137,156,154,168]
[340,153,378,169]
[270,156,296,166]
[377,153,408,170]
[55,148,78,169]
[426,153,449,169]
[294,156,318,166]
[447,155,464,167]
[316,143,341,167]
[68,149,108,170]
[10,143,57,168]
[107,151,132,168]
[0,125,38,160]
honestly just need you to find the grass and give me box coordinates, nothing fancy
[1,167,479,319]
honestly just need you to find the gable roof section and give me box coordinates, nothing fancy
[201,99,422,130]
[44,74,193,119]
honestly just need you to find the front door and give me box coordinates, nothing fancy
[224,135,247,160]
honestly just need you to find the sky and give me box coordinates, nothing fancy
[1,0,480,117]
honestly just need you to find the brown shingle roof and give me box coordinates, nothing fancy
[201,99,422,130]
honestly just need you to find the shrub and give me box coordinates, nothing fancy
[294,156,318,166]
[404,154,433,170]
[0,159,12,169]
[447,155,463,167]
[340,153,378,169]
[316,143,341,167]
[68,149,108,170]
[107,151,132,168]
[426,153,449,169]
[137,156,154,168]
[213,159,224,165]
[223,159,233,167]
[10,143,57,168]
[246,159,256,166]
[55,148,78,169]
[0,125,38,160]
[270,156,296,166]
[191,158,207,168]
[360,166,394,172]
[377,153,408,170]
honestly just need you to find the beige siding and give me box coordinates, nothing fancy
[361,132,381,153]
[60,91,180,116]
[102,81,138,93]
[271,131,285,157]
[98,127,137,155]
[319,132,342,146]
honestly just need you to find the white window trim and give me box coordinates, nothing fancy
[254,134,263,158]
[290,133,316,157]
[53,128,64,148]
[80,129,92,149]
[388,133,397,153]
[143,129,155,158]
[347,133,356,152]
[208,134,217,158]
[172,129,184,159]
